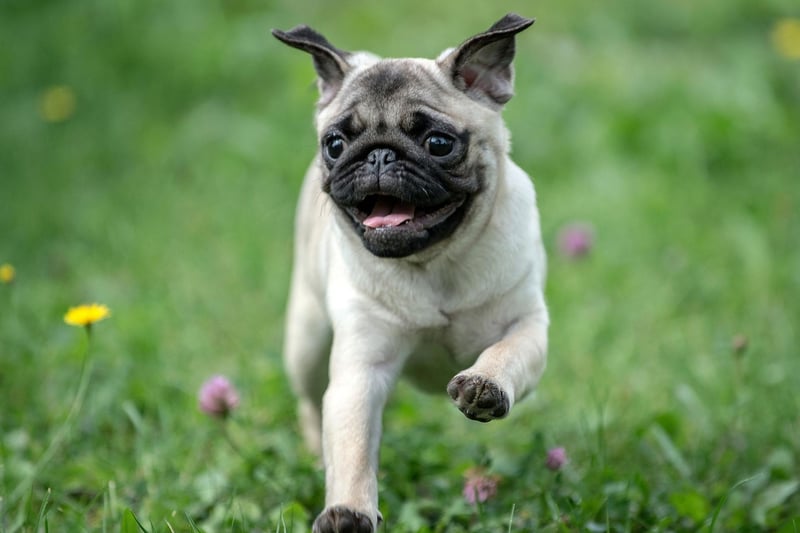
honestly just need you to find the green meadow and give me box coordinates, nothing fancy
[1,0,799,531]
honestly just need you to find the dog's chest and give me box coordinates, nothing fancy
[402,311,508,390]
[368,256,508,326]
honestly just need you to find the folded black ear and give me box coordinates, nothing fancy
[272,25,352,107]
[439,13,534,107]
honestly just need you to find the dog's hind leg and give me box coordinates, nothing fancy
[284,275,331,455]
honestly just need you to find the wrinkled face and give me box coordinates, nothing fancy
[318,60,484,258]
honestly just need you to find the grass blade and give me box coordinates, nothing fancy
[707,474,763,532]
[33,488,51,532]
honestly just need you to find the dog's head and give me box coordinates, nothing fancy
[274,14,534,258]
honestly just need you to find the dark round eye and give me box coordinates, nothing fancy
[425,134,454,157]
[325,135,346,160]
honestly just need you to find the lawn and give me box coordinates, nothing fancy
[1,0,799,531]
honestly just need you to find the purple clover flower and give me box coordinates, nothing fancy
[557,222,594,259]
[198,375,240,419]
[462,468,499,505]
[546,446,568,471]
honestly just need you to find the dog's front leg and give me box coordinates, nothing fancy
[448,303,548,422]
[312,320,411,533]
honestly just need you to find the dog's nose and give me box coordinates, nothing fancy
[366,148,397,175]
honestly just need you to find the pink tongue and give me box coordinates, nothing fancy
[363,197,416,228]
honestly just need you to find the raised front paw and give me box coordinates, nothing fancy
[447,373,509,422]
[312,506,374,533]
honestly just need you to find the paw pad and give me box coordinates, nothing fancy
[313,506,373,533]
[447,374,509,422]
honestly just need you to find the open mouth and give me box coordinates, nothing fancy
[345,195,465,232]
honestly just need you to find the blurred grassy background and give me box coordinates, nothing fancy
[1,0,799,531]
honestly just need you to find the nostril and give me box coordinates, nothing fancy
[367,148,397,173]
[381,149,396,164]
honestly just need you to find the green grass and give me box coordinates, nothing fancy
[1,0,799,531]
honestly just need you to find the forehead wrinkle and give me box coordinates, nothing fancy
[323,60,460,136]
[355,61,445,101]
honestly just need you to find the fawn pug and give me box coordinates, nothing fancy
[274,13,548,532]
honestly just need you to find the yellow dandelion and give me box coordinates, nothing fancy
[64,303,111,327]
[39,85,77,123]
[0,263,15,284]
[772,18,800,60]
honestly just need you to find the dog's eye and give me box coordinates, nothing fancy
[325,135,346,160]
[425,134,454,157]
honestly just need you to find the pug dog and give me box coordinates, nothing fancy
[273,13,548,533]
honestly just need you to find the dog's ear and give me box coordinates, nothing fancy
[438,13,534,108]
[273,25,352,107]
